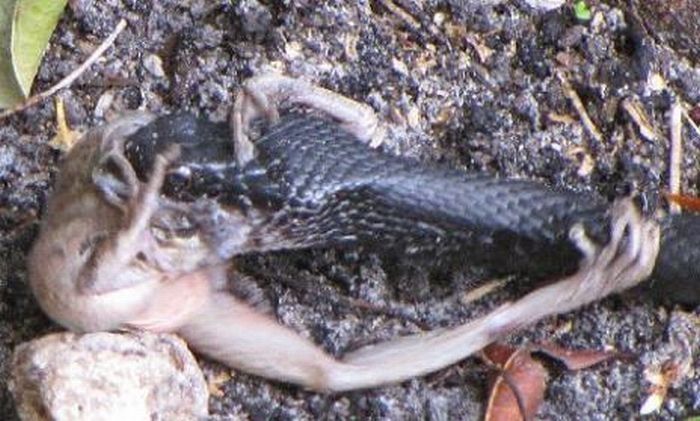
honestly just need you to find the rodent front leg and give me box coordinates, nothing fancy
[78,147,180,295]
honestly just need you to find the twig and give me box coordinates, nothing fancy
[669,101,683,214]
[682,108,700,139]
[377,0,421,32]
[378,0,449,45]
[461,277,509,305]
[0,19,127,120]
[557,72,603,143]
[621,97,660,142]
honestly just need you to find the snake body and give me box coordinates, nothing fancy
[123,112,700,305]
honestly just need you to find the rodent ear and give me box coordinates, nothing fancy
[92,152,140,210]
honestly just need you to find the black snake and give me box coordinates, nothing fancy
[120,112,700,306]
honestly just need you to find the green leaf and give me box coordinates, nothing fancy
[11,0,67,96]
[0,0,66,109]
[0,0,23,108]
[573,0,592,22]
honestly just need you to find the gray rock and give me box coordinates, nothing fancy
[10,331,208,421]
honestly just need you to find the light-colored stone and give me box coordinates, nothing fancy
[93,90,114,119]
[143,54,166,78]
[10,331,208,421]
[521,0,566,11]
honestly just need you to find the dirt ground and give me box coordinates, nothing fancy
[1,0,699,419]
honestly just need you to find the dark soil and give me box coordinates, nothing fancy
[1,1,699,419]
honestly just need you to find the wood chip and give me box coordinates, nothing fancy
[621,97,661,142]
[557,72,603,143]
[669,101,683,214]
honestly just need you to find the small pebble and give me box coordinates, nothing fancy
[143,54,166,78]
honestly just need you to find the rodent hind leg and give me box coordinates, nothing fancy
[326,199,661,391]
[127,267,219,333]
[174,200,659,393]
[175,290,346,392]
[231,73,380,164]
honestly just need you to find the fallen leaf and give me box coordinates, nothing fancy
[484,344,547,421]
[0,0,67,108]
[641,359,693,415]
[482,341,626,420]
[533,342,622,370]
[11,0,68,95]
[49,97,81,151]
[206,369,232,398]
[689,105,700,125]
[573,0,592,22]
[0,0,23,107]
[665,192,700,212]
[483,343,518,366]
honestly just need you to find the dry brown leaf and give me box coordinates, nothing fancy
[641,353,694,415]
[206,369,232,398]
[665,192,700,212]
[484,344,547,421]
[689,105,700,125]
[533,342,622,371]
